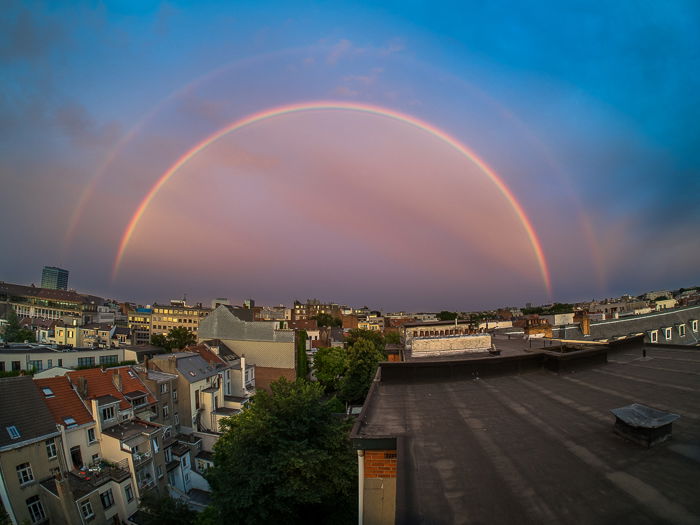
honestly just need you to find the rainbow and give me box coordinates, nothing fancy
[112,101,552,295]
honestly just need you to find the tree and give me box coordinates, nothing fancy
[1,310,35,343]
[312,346,348,392]
[345,329,385,354]
[437,311,458,321]
[296,329,309,379]
[150,327,196,351]
[312,313,342,328]
[203,379,356,525]
[338,338,384,404]
[137,491,197,525]
[384,331,401,345]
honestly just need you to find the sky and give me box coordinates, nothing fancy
[1,0,699,311]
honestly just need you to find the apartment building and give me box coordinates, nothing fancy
[0,376,62,525]
[150,301,211,338]
[127,308,152,345]
[0,281,104,323]
[292,300,341,321]
[148,352,227,434]
[0,344,124,374]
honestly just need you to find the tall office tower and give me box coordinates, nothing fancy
[41,266,69,290]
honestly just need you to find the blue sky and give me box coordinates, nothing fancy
[1,1,699,309]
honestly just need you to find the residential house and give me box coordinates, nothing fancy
[197,305,296,390]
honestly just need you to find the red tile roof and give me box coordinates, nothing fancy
[34,376,94,427]
[66,367,156,411]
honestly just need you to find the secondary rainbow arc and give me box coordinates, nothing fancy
[112,101,552,296]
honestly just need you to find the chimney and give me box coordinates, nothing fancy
[112,371,122,392]
[77,377,88,399]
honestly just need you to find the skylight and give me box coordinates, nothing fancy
[64,417,77,427]
[6,426,20,439]
[42,388,54,397]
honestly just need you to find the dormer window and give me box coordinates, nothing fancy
[6,426,20,439]
[693,320,699,333]
[664,327,672,340]
[42,388,54,398]
[678,324,686,337]
[101,406,116,422]
[649,330,658,343]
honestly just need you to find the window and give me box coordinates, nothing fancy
[26,495,46,524]
[100,489,115,509]
[125,484,134,502]
[46,439,57,460]
[664,327,672,340]
[16,462,34,485]
[47,359,52,368]
[152,437,160,453]
[160,383,168,394]
[0,362,4,372]
[172,390,178,401]
[173,414,179,426]
[693,320,699,332]
[168,471,176,485]
[157,465,164,479]
[101,406,115,422]
[87,428,97,443]
[165,448,173,463]
[42,388,54,398]
[99,355,118,365]
[58,359,63,366]
[650,330,658,343]
[162,405,169,419]
[678,324,686,337]
[64,417,77,428]
[78,357,95,367]
[28,360,42,371]
[6,426,20,439]
[91,453,100,464]
[181,454,189,468]
[12,361,21,371]
[80,500,94,520]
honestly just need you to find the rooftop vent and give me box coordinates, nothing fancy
[610,403,680,447]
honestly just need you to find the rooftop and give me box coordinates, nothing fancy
[0,376,58,450]
[352,343,700,524]
[101,419,161,440]
[33,376,93,427]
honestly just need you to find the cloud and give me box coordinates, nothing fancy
[53,103,121,148]
[333,85,359,97]
[326,38,353,64]
[0,6,66,61]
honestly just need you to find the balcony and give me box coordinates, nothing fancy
[132,450,152,467]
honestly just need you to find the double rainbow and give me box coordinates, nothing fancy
[112,101,552,296]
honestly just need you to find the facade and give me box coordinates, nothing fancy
[127,308,152,345]
[0,281,103,322]
[150,301,210,338]
[292,300,341,321]
[400,320,476,348]
[0,344,124,373]
[40,267,69,291]
[197,305,296,390]
[148,352,227,434]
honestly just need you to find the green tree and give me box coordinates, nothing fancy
[137,491,197,525]
[437,311,458,321]
[338,338,384,404]
[312,346,348,392]
[312,313,342,328]
[203,379,356,525]
[345,329,385,354]
[150,327,196,351]
[1,310,35,343]
[296,329,309,379]
[384,331,401,345]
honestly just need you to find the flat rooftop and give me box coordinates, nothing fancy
[352,343,700,524]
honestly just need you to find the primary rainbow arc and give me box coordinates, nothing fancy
[112,101,552,296]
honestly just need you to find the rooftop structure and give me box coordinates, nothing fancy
[352,342,700,524]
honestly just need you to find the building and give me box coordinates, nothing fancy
[127,308,152,345]
[351,341,700,524]
[197,305,296,390]
[554,305,700,345]
[0,376,62,525]
[400,320,476,348]
[292,300,341,321]
[150,301,210,338]
[0,281,104,323]
[148,352,227,434]
[0,344,125,373]
[40,266,69,291]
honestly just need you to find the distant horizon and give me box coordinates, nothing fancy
[2,272,695,314]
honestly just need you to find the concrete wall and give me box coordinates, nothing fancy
[411,335,492,357]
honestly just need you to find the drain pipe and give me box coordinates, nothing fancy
[357,450,364,525]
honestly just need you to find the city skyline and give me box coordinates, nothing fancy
[2,1,699,310]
